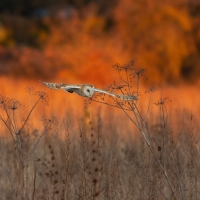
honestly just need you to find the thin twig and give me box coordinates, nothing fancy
[18,97,41,136]
[24,121,51,168]
[0,162,16,195]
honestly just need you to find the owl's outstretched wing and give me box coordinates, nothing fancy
[41,81,81,93]
[93,88,137,101]
[41,81,137,100]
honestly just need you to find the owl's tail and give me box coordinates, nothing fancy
[40,81,61,90]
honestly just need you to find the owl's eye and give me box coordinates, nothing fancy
[87,89,90,93]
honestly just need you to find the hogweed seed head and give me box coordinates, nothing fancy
[41,115,59,129]
[0,95,25,111]
[25,86,35,95]
[154,97,171,106]
[35,91,49,106]
[7,99,25,111]
[0,95,9,109]
[113,60,135,71]
[131,68,147,79]
[145,87,156,94]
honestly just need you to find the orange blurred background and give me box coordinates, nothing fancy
[0,0,200,132]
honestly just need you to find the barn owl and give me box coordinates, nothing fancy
[41,81,137,101]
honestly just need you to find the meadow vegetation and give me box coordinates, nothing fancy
[0,0,200,199]
[0,61,199,200]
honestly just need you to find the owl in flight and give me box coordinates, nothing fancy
[41,81,137,101]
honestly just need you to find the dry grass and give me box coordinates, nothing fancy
[0,61,200,200]
[0,108,199,200]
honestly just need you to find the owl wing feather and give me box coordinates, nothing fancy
[41,81,81,93]
[93,88,137,101]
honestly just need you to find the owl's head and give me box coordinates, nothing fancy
[82,85,94,98]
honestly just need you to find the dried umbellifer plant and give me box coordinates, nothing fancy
[0,88,56,199]
[86,60,178,200]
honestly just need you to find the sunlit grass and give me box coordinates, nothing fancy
[0,61,200,199]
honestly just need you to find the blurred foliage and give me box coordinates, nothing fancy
[0,24,12,46]
[0,0,117,15]
[0,14,50,48]
[0,0,199,85]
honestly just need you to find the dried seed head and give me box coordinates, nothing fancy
[145,87,156,94]
[25,86,35,95]
[7,99,25,110]
[131,68,147,78]
[154,97,171,106]
[110,81,127,91]
[41,115,59,129]
[0,95,9,109]
[113,60,135,71]
[35,91,49,106]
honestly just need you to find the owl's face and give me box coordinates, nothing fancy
[82,85,94,98]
